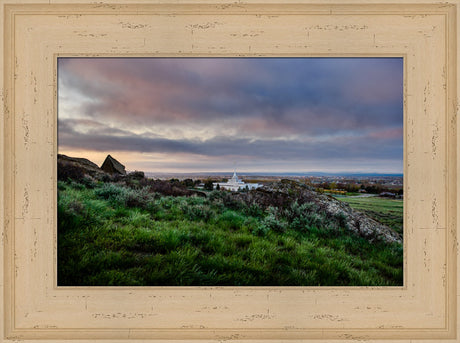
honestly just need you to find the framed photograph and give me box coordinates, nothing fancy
[56,56,405,289]
[1,0,458,342]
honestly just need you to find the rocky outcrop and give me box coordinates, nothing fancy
[101,155,126,175]
[236,179,402,244]
[57,154,197,197]
[58,154,106,181]
[315,193,402,244]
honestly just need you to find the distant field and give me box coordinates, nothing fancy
[337,196,403,235]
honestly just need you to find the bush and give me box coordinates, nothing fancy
[143,179,192,196]
[252,222,271,236]
[334,212,348,229]
[95,183,155,210]
[246,203,263,218]
[260,213,286,233]
[57,161,86,181]
[204,180,214,191]
[69,180,85,190]
[57,181,67,191]
[125,210,151,227]
[254,207,287,234]
[127,171,145,180]
[58,199,84,233]
[222,193,247,211]
[125,187,155,209]
[217,210,245,230]
[182,179,194,188]
[209,190,225,202]
[83,199,113,222]
[182,204,213,222]
[81,176,96,189]
[95,183,126,200]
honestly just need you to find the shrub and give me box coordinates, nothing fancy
[95,183,127,200]
[242,217,259,232]
[57,181,67,191]
[147,179,192,196]
[83,199,113,222]
[69,180,85,190]
[182,204,213,222]
[95,183,155,210]
[246,203,263,218]
[125,209,151,227]
[217,210,245,230]
[57,161,86,181]
[334,211,348,229]
[81,176,96,189]
[252,222,271,236]
[58,199,84,233]
[182,179,194,188]
[222,193,247,211]
[124,187,155,209]
[260,212,286,233]
[186,196,208,206]
[209,190,225,202]
[204,180,214,191]
[127,171,145,180]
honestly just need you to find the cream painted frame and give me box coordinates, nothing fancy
[0,0,459,342]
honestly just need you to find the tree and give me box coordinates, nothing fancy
[182,178,194,188]
[216,184,220,190]
[204,180,214,191]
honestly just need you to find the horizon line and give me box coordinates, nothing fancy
[138,170,404,176]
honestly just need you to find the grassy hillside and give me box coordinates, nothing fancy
[338,196,403,235]
[58,180,403,286]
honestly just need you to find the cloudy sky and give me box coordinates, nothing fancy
[58,58,403,174]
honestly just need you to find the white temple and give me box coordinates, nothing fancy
[213,171,261,192]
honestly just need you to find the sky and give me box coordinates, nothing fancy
[58,57,403,174]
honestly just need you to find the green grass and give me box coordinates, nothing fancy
[337,196,403,235]
[58,181,403,286]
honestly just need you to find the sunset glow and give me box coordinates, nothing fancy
[58,58,403,174]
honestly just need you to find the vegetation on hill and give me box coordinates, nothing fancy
[58,176,403,286]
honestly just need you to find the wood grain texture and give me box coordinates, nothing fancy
[0,0,458,342]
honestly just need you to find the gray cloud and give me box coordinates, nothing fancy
[58,58,403,172]
[59,118,402,160]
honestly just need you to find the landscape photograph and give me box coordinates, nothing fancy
[57,57,403,286]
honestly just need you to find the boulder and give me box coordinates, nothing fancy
[101,155,126,175]
[316,193,402,244]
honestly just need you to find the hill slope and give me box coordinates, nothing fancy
[57,155,403,286]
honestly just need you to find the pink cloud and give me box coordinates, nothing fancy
[368,128,403,139]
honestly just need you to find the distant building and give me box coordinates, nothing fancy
[213,171,261,192]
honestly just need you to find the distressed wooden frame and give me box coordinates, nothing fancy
[0,0,459,342]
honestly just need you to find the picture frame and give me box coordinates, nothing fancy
[0,0,458,342]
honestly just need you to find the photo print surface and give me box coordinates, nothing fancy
[57,57,403,286]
